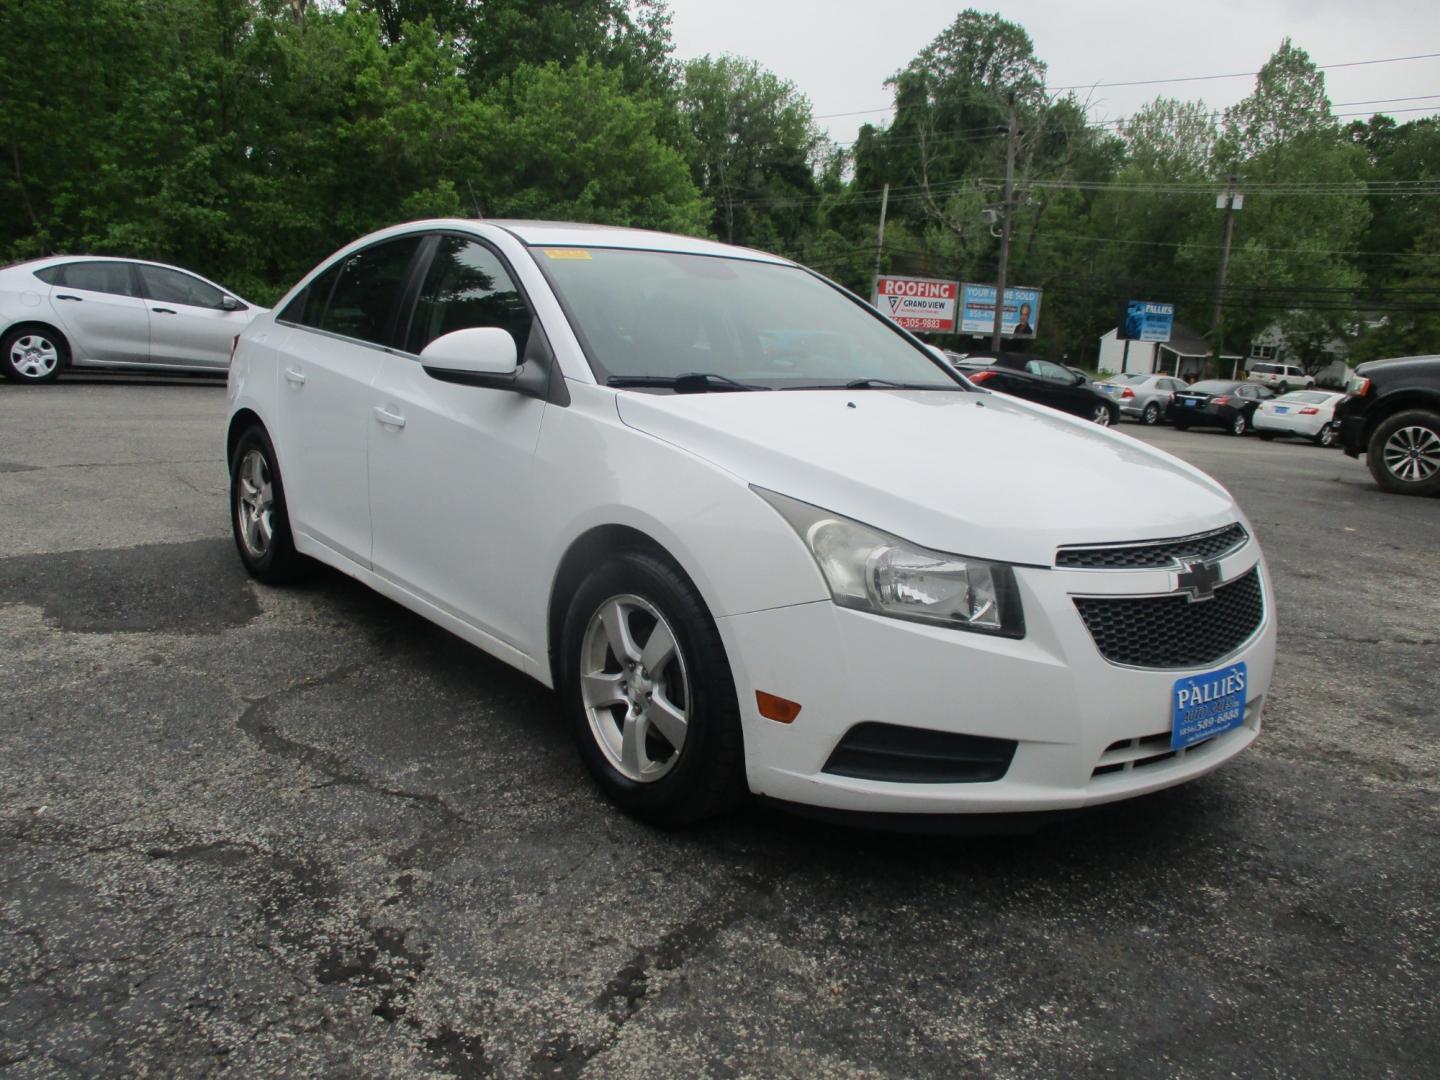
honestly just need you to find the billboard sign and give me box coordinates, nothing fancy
[872,275,958,333]
[959,283,1042,338]
[1120,300,1174,343]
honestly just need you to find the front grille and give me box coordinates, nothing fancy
[1056,523,1248,570]
[822,723,1016,783]
[1074,567,1264,668]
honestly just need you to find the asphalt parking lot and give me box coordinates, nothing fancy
[2,380,1437,1078]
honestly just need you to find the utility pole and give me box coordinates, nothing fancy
[991,97,1018,353]
[872,181,890,288]
[1211,172,1242,378]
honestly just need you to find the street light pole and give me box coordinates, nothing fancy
[872,181,890,288]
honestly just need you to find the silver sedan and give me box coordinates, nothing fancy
[1094,372,1190,425]
[0,256,264,383]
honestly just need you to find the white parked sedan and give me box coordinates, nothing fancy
[226,219,1276,826]
[1254,389,1345,446]
[0,255,263,382]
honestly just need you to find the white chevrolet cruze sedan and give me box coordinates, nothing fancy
[0,255,263,382]
[226,220,1276,826]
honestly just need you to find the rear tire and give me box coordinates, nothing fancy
[1,325,68,383]
[1366,410,1440,496]
[230,426,305,583]
[1258,432,1275,442]
[1229,413,1248,436]
[1278,381,1290,394]
[1174,420,1190,432]
[560,550,746,825]
[1142,402,1160,425]
[1314,425,1336,448]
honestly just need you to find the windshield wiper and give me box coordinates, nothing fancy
[778,378,964,391]
[606,372,769,393]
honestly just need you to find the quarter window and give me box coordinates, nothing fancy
[55,261,137,297]
[405,237,533,355]
[137,265,225,309]
[33,266,64,285]
[318,236,423,346]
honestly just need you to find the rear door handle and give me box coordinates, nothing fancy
[55,294,82,302]
[372,405,406,429]
[151,307,177,315]
[283,367,306,385]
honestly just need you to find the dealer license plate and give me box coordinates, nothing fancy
[1184,398,1197,408]
[1274,406,1289,414]
[1171,662,1247,750]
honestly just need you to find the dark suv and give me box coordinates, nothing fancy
[1337,355,1440,496]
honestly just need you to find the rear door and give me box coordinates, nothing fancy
[136,264,251,369]
[44,261,150,364]
[271,234,425,566]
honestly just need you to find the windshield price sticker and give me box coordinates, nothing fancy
[1171,662,1247,750]
[543,248,593,260]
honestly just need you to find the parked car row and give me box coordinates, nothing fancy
[0,256,263,382]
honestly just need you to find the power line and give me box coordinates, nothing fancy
[812,51,1440,120]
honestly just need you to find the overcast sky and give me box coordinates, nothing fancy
[665,1,1440,146]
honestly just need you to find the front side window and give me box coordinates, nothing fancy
[319,236,423,346]
[57,261,136,297]
[138,265,224,309]
[405,237,533,355]
[534,247,960,389]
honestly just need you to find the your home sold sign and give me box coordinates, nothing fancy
[872,275,958,333]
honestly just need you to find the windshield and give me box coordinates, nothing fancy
[533,247,962,389]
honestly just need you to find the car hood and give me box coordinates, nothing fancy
[615,389,1237,565]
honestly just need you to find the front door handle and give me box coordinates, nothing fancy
[372,405,406,429]
[55,294,83,302]
[283,367,306,385]
[151,307,177,315]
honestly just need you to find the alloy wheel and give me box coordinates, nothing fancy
[579,594,690,782]
[1232,414,1247,435]
[1383,425,1440,484]
[1092,404,1112,426]
[1143,403,1159,425]
[9,334,59,379]
[235,448,276,558]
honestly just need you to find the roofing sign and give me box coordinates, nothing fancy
[872,276,958,333]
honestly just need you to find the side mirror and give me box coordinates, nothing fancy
[220,295,245,311]
[419,327,519,386]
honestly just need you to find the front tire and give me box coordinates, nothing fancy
[1,326,68,383]
[1367,410,1440,496]
[559,550,745,825]
[229,426,304,583]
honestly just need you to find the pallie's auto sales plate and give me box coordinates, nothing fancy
[1171,662,1247,750]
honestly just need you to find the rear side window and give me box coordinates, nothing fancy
[56,261,137,297]
[137,265,224,308]
[316,236,423,346]
[404,236,533,355]
[33,266,64,285]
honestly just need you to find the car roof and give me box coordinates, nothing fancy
[487,220,791,264]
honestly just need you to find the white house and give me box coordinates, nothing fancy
[1097,322,1242,381]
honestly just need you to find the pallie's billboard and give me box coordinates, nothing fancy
[959,283,1042,338]
[872,275,958,333]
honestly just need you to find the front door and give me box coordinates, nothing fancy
[367,235,549,649]
[135,264,250,369]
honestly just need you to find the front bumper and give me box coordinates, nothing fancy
[717,548,1275,815]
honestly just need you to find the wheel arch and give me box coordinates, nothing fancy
[2,319,72,362]
[1361,390,1440,451]
[226,407,267,467]
[546,524,694,691]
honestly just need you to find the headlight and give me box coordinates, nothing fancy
[753,487,1025,638]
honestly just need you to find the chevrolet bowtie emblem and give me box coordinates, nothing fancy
[1176,558,1221,602]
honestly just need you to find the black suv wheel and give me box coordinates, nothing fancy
[1367,410,1440,496]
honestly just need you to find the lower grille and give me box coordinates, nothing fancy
[1075,567,1264,669]
[822,723,1016,784]
[1090,730,1225,780]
